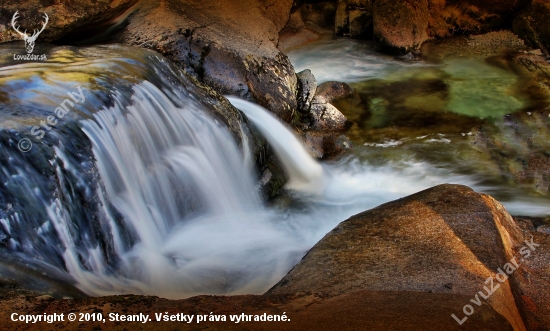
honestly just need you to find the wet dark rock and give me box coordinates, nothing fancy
[295,70,350,134]
[117,0,298,122]
[514,0,550,55]
[301,131,325,158]
[278,1,336,51]
[315,81,353,103]
[296,69,317,112]
[335,0,373,38]
[300,131,351,159]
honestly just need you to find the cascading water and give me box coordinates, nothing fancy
[0,44,314,298]
[71,81,306,297]
[228,99,550,218]
[1,42,549,300]
[225,97,325,194]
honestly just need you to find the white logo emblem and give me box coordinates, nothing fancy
[11,11,49,54]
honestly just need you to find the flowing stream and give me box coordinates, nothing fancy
[0,40,549,299]
[287,37,550,214]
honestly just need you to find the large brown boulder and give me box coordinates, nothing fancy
[268,184,534,330]
[0,0,138,44]
[329,0,530,54]
[118,0,298,122]
[512,218,550,331]
[513,0,550,55]
[373,0,430,54]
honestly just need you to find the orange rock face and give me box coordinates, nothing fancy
[268,184,550,330]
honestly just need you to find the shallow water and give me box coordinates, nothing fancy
[0,39,548,300]
[287,36,550,217]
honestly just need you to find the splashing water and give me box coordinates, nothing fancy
[286,37,431,83]
[225,96,325,194]
[65,81,306,297]
[2,44,549,299]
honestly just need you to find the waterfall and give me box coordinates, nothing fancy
[48,81,306,298]
[226,96,325,194]
[2,43,549,300]
[4,80,550,300]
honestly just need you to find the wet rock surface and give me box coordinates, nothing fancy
[117,0,297,122]
[514,0,550,55]
[315,80,354,103]
[309,97,349,131]
[308,81,353,132]
[298,75,351,132]
[295,73,352,157]
[268,184,545,330]
[0,0,138,44]
[296,69,318,112]
[335,0,373,38]
[278,1,336,51]
[300,130,351,159]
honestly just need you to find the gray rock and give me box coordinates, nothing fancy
[118,0,298,122]
[309,100,348,131]
[315,81,353,103]
[306,81,351,132]
[296,69,317,112]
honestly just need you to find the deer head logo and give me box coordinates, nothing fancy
[11,11,49,54]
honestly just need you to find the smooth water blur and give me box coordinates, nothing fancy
[287,36,550,216]
[1,39,548,300]
[74,82,308,297]
[226,96,325,194]
[230,99,550,219]
[288,37,527,119]
[287,37,429,84]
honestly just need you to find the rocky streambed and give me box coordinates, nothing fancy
[1,185,549,330]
